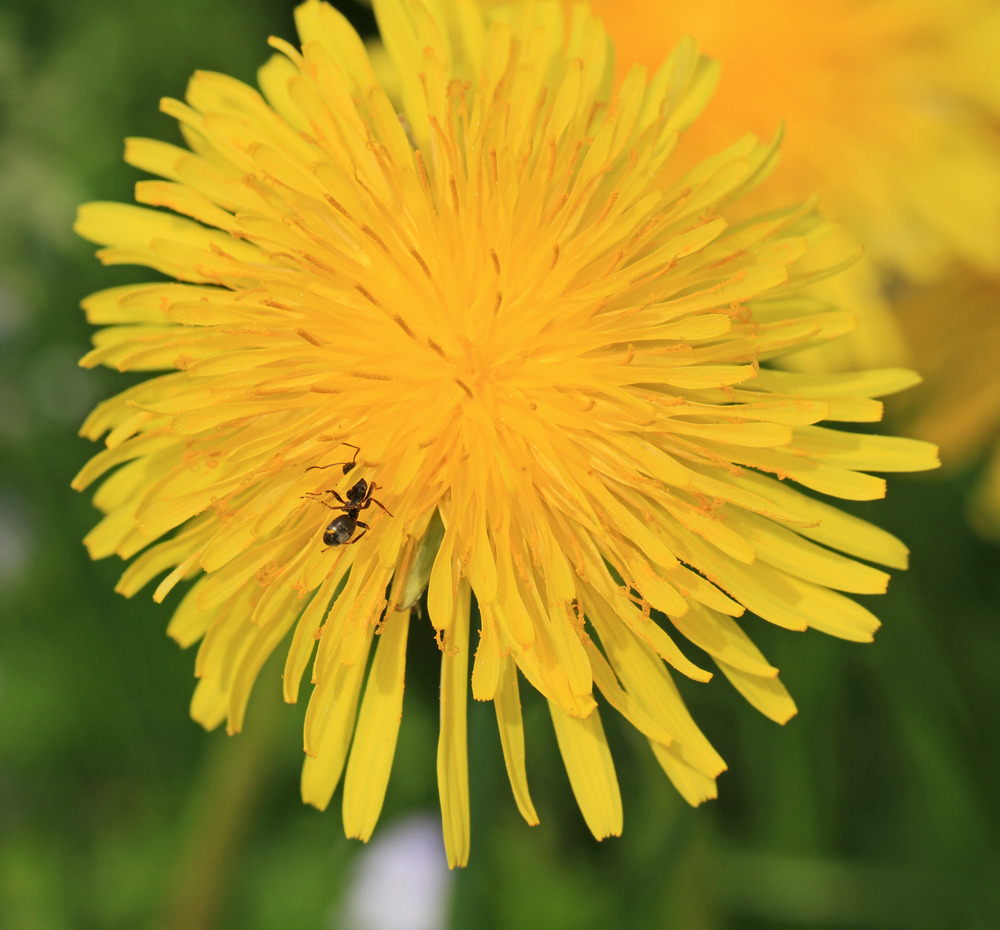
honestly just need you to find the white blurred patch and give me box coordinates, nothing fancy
[333,814,454,930]
[0,489,32,589]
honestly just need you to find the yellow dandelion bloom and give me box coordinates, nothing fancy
[556,0,1000,376]
[579,0,1000,282]
[73,0,938,867]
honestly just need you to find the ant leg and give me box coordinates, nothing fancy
[307,490,348,504]
[362,482,394,516]
[303,493,340,511]
[346,521,370,545]
[357,496,393,516]
[303,492,350,512]
[369,497,393,517]
[306,444,360,472]
[307,459,355,473]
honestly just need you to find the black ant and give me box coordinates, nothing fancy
[304,443,392,547]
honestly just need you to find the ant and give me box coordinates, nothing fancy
[304,443,392,547]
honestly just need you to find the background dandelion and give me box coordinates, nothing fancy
[1,0,998,928]
[570,0,1000,530]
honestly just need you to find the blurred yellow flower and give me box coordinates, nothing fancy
[572,0,1000,523]
[891,269,1000,532]
[895,270,1000,466]
[582,0,1000,283]
[74,0,938,866]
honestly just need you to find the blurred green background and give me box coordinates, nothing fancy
[1,1,998,927]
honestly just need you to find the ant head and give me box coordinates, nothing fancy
[344,478,368,503]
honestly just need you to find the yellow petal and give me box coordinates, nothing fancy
[733,471,910,569]
[716,659,797,724]
[282,577,340,703]
[493,655,539,826]
[342,608,411,841]
[649,740,720,807]
[548,701,623,840]
[301,626,374,810]
[437,578,472,868]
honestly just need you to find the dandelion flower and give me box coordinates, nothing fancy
[552,0,1000,376]
[579,0,1000,283]
[73,0,939,866]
